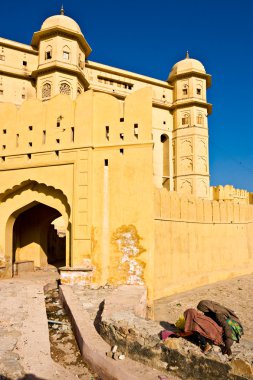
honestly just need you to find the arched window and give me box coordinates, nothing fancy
[197,113,203,125]
[59,83,71,95]
[42,83,51,99]
[45,45,52,60]
[182,113,190,125]
[196,86,202,96]
[77,87,82,95]
[62,46,70,60]
[182,84,188,96]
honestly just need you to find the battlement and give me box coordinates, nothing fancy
[211,185,253,204]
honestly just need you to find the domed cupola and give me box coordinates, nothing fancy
[31,7,91,101]
[168,52,211,87]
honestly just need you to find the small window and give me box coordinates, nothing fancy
[197,114,203,125]
[55,150,59,158]
[42,130,46,144]
[56,116,62,127]
[120,148,124,155]
[22,94,26,99]
[182,115,190,125]
[29,142,32,147]
[3,129,6,134]
[134,123,138,137]
[163,121,166,125]
[27,153,31,160]
[197,88,201,95]
[2,145,6,150]
[23,61,27,66]
[63,51,70,60]
[120,118,124,122]
[162,95,166,99]
[104,159,108,166]
[0,90,3,95]
[182,88,187,95]
[105,126,109,140]
[0,55,5,61]
[71,127,75,142]
[16,134,19,147]
[28,126,33,131]
[1,156,5,162]
[56,139,60,144]
[45,51,52,60]
[42,83,51,99]
[120,133,124,140]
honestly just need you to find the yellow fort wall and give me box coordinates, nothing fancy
[153,189,253,300]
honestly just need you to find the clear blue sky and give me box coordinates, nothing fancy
[1,0,252,190]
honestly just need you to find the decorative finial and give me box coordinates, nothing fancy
[186,51,189,59]
[60,5,64,15]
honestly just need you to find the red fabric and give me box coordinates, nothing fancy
[184,308,223,345]
[161,330,176,340]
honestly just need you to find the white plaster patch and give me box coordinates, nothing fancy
[114,228,144,285]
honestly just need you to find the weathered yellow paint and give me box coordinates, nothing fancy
[0,10,252,305]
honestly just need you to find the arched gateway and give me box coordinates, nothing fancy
[0,180,71,276]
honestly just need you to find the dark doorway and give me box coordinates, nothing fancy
[13,203,66,268]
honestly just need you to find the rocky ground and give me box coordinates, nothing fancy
[154,273,253,346]
[71,274,253,379]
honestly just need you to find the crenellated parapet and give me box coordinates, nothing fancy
[211,185,253,204]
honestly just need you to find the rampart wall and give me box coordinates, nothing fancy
[153,189,253,300]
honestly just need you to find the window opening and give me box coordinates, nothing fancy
[182,88,188,95]
[3,129,6,134]
[0,90,3,95]
[134,123,138,138]
[16,134,19,147]
[104,159,108,166]
[42,83,51,99]
[56,139,60,144]
[120,133,124,140]
[1,157,5,162]
[182,114,190,125]
[29,126,33,131]
[29,142,32,147]
[2,145,6,150]
[120,148,124,155]
[120,118,124,122]
[56,116,63,127]
[197,114,203,125]
[59,83,71,95]
[197,88,201,95]
[45,47,52,60]
[23,61,27,66]
[55,150,59,158]
[105,126,109,140]
[71,127,75,142]
[27,153,31,160]
[42,130,46,144]
[63,51,70,60]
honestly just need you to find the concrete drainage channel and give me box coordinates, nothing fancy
[44,285,101,380]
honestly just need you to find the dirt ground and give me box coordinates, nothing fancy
[154,273,253,342]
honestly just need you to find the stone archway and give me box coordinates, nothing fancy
[0,180,71,277]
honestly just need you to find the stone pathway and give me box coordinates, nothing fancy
[0,271,94,380]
